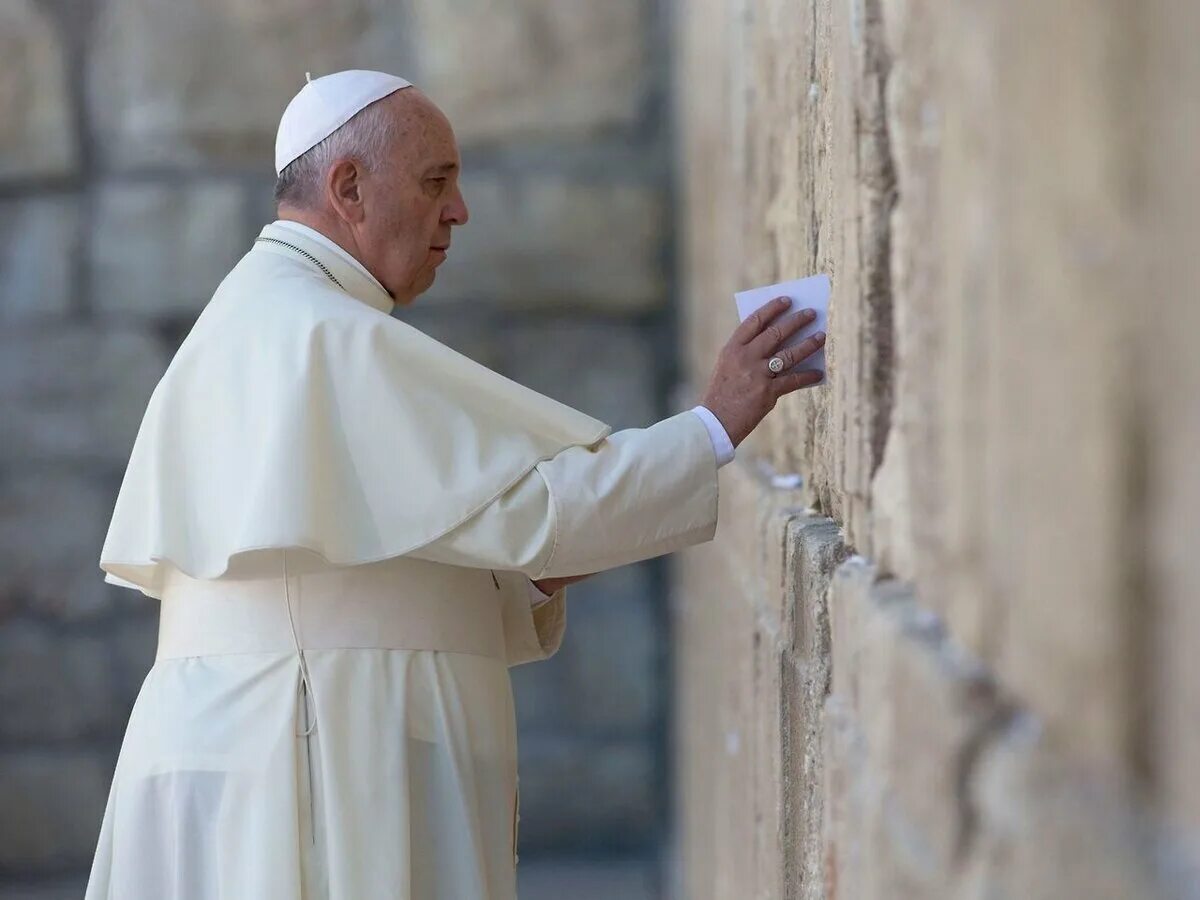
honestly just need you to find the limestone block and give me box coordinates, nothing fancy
[516,736,655,851]
[409,0,646,144]
[1143,0,1200,844]
[976,0,1145,772]
[670,543,734,900]
[0,0,75,180]
[0,752,111,873]
[90,181,246,315]
[89,0,410,168]
[0,325,167,466]
[709,454,809,618]
[827,556,1008,895]
[422,174,666,312]
[502,320,658,429]
[869,0,947,594]
[0,619,117,741]
[779,516,846,897]
[0,196,82,319]
[784,515,847,664]
[0,472,117,621]
[962,713,1175,900]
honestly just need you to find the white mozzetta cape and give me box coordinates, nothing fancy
[99,221,611,598]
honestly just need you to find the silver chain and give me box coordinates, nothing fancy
[255,236,345,291]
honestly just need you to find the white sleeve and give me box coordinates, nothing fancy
[404,408,720,579]
[688,404,736,467]
[526,575,554,609]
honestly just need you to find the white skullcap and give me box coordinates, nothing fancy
[274,69,414,175]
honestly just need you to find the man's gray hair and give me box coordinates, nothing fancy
[274,98,398,209]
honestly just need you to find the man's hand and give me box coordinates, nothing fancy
[531,572,597,596]
[700,297,826,447]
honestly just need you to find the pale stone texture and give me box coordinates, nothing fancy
[0,326,168,466]
[673,0,1200,895]
[88,0,412,169]
[422,173,667,312]
[0,197,83,319]
[0,0,76,180]
[89,181,247,315]
[410,0,647,144]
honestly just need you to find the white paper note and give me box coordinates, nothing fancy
[734,273,831,378]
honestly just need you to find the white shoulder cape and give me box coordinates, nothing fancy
[99,221,611,598]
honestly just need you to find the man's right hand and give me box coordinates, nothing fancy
[700,296,827,447]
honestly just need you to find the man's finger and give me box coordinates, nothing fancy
[748,308,816,356]
[733,296,790,345]
[771,368,824,396]
[784,331,826,366]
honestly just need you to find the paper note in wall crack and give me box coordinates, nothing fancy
[734,273,831,379]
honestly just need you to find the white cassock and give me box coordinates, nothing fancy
[84,219,734,900]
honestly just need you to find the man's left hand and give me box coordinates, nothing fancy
[531,572,597,596]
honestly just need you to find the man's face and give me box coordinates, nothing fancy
[356,91,469,305]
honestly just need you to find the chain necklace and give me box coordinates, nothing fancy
[255,236,345,291]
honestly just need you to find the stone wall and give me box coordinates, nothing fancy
[0,0,675,894]
[670,1,1199,897]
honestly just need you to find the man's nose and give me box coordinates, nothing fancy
[445,190,469,226]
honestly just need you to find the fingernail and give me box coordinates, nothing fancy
[814,331,826,341]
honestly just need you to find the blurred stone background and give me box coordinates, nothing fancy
[5,0,1200,899]
[1,0,673,896]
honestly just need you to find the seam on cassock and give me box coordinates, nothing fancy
[533,463,560,580]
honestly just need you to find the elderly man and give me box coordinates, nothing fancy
[85,71,825,899]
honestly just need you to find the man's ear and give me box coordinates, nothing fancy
[326,159,365,224]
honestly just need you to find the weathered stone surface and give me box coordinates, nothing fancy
[503,320,658,428]
[0,472,117,621]
[0,619,117,742]
[0,752,111,873]
[90,181,246,315]
[410,0,647,143]
[421,174,666,312]
[961,713,1172,900]
[0,0,75,180]
[0,197,82,319]
[825,557,1008,896]
[88,0,411,168]
[1143,0,1200,847]
[673,0,1200,893]
[516,736,656,851]
[0,326,167,466]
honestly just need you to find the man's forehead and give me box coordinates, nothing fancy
[386,91,459,164]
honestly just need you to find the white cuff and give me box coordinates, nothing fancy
[689,405,735,468]
[526,576,555,609]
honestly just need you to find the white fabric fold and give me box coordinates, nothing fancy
[99,221,612,598]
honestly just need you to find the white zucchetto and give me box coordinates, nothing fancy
[274,69,414,175]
